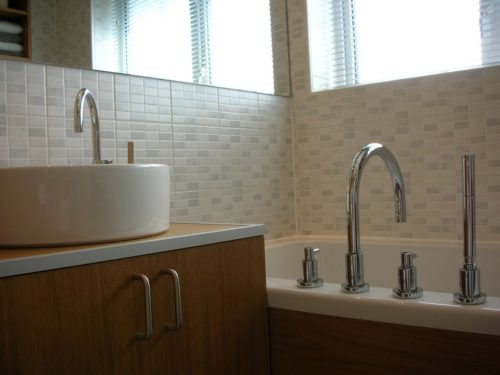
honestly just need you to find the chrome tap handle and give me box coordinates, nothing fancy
[393,251,423,299]
[297,247,323,288]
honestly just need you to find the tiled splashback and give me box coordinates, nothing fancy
[0,61,296,239]
[2,1,500,242]
[288,0,500,241]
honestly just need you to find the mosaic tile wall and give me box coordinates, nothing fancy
[287,0,500,241]
[0,60,296,239]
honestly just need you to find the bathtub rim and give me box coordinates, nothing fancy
[265,234,500,251]
[265,235,500,336]
[267,277,500,336]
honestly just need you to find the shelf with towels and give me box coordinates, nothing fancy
[0,0,30,61]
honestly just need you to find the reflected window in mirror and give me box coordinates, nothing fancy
[93,0,275,94]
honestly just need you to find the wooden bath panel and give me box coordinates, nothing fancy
[269,308,500,375]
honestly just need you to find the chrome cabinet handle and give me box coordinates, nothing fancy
[161,268,183,331]
[132,273,153,340]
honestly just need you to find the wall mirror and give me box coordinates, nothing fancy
[30,0,291,96]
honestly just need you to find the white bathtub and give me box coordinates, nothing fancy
[265,236,500,336]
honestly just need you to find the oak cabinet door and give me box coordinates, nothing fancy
[148,244,227,374]
[0,256,155,375]
[1,262,109,374]
[94,256,155,375]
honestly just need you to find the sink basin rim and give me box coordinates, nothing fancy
[0,164,171,247]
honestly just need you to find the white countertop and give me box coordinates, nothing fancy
[0,223,265,278]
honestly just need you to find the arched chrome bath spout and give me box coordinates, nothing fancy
[343,143,406,293]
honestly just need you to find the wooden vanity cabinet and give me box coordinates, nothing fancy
[0,236,269,375]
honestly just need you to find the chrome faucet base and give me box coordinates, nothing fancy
[297,278,324,288]
[453,292,486,305]
[393,287,423,299]
[454,264,486,305]
[343,251,369,293]
[341,282,369,293]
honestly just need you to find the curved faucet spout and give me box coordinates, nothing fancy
[347,143,406,255]
[74,88,111,164]
[343,143,406,293]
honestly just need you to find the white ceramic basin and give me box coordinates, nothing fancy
[0,164,170,247]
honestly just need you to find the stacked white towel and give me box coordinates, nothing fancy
[0,20,23,56]
[0,20,23,34]
[0,40,22,52]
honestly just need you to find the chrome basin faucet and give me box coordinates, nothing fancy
[74,88,112,164]
[342,143,406,293]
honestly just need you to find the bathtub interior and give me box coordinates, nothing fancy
[265,238,500,297]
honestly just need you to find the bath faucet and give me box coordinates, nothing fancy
[454,154,486,304]
[342,143,406,293]
[74,88,112,164]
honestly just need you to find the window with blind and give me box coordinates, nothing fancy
[307,0,500,92]
[92,0,274,93]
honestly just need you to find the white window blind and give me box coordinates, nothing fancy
[127,0,192,81]
[92,0,125,73]
[307,0,500,92]
[481,0,500,65]
[307,0,358,91]
[208,0,274,93]
[93,0,274,93]
[190,0,212,85]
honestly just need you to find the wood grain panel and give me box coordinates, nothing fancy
[95,256,154,375]
[0,264,108,374]
[269,308,500,375]
[222,236,270,375]
[1,237,270,374]
[148,243,227,374]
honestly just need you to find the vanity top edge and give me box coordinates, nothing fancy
[0,222,266,278]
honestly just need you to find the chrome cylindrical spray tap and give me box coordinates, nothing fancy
[454,154,486,305]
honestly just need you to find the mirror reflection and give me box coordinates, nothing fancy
[30,0,290,96]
